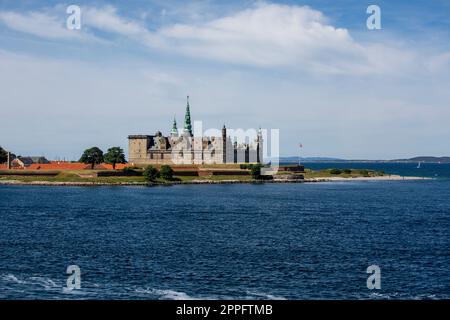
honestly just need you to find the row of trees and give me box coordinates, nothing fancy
[79,147,126,169]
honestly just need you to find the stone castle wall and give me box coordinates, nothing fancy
[128,134,261,166]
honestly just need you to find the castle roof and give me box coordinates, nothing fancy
[171,116,179,136]
[184,95,193,136]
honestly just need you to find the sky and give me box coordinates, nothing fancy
[0,0,449,160]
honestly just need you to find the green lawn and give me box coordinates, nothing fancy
[302,168,384,179]
[0,172,146,184]
[0,168,385,184]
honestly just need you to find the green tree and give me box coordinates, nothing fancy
[143,165,160,182]
[104,147,126,170]
[79,147,104,169]
[250,164,262,179]
[160,165,174,180]
[330,168,342,175]
[0,146,7,164]
[360,169,370,177]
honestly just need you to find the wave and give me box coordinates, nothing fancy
[1,273,60,290]
[245,291,287,300]
[134,287,287,300]
[1,274,27,285]
[28,277,58,289]
[62,287,89,295]
[134,288,198,300]
[369,292,442,300]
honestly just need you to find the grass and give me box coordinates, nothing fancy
[125,163,244,170]
[0,171,146,184]
[0,167,386,184]
[173,175,253,182]
[302,168,385,179]
[0,172,251,184]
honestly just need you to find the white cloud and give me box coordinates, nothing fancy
[159,4,360,68]
[80,3,419,75]
[0,10,94,41]
[82,6,166,48]
[0,3,445,76]
[0,3,411,74]
[83,6,145,36]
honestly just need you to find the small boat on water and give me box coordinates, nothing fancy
[417,161,422,169]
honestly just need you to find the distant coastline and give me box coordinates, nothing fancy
[280,156,450,164]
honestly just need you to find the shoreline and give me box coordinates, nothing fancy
[0,175,432,187]
[305,175,432,182]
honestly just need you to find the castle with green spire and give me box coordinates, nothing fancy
[128,96,263,165]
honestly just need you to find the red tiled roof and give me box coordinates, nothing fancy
[26,162,89,170]
[94,163,128,170]
[16,162,129,171]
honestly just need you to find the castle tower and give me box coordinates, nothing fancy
[184,95,193,136]
[171,116,179,137]
[222,124,227,163]
[7,151,11,170]
[233,137,238,163]
[257,127,263,163]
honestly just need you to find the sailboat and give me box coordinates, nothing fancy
[416,161,422,169]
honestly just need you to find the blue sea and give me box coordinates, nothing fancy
[0,163,449,300]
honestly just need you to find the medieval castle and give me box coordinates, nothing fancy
[128,97,263,165]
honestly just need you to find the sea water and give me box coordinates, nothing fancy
[0,163,449,299]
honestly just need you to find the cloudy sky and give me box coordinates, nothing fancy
[1,0,449,160]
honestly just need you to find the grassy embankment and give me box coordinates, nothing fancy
[0,169,254,184]
[0,171,146,184]
[302,168,385,179]
[0,167,385,184]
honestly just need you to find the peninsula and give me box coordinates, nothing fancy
[0,164,428,186]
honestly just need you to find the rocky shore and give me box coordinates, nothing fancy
[306,175,431,182]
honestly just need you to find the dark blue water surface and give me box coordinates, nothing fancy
[0,163,449,300]
[302,162,450,180]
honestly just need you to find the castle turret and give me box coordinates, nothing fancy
[222,124,227,163]
[233,138,238,163]
[7,151,11,170]
[171,116,179,137]
[257,127,263,163]
[184,95,193,136]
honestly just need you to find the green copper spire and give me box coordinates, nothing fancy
[184,95,193,136]
[171,116,178,137]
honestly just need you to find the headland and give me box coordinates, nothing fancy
[0,165,429,187]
